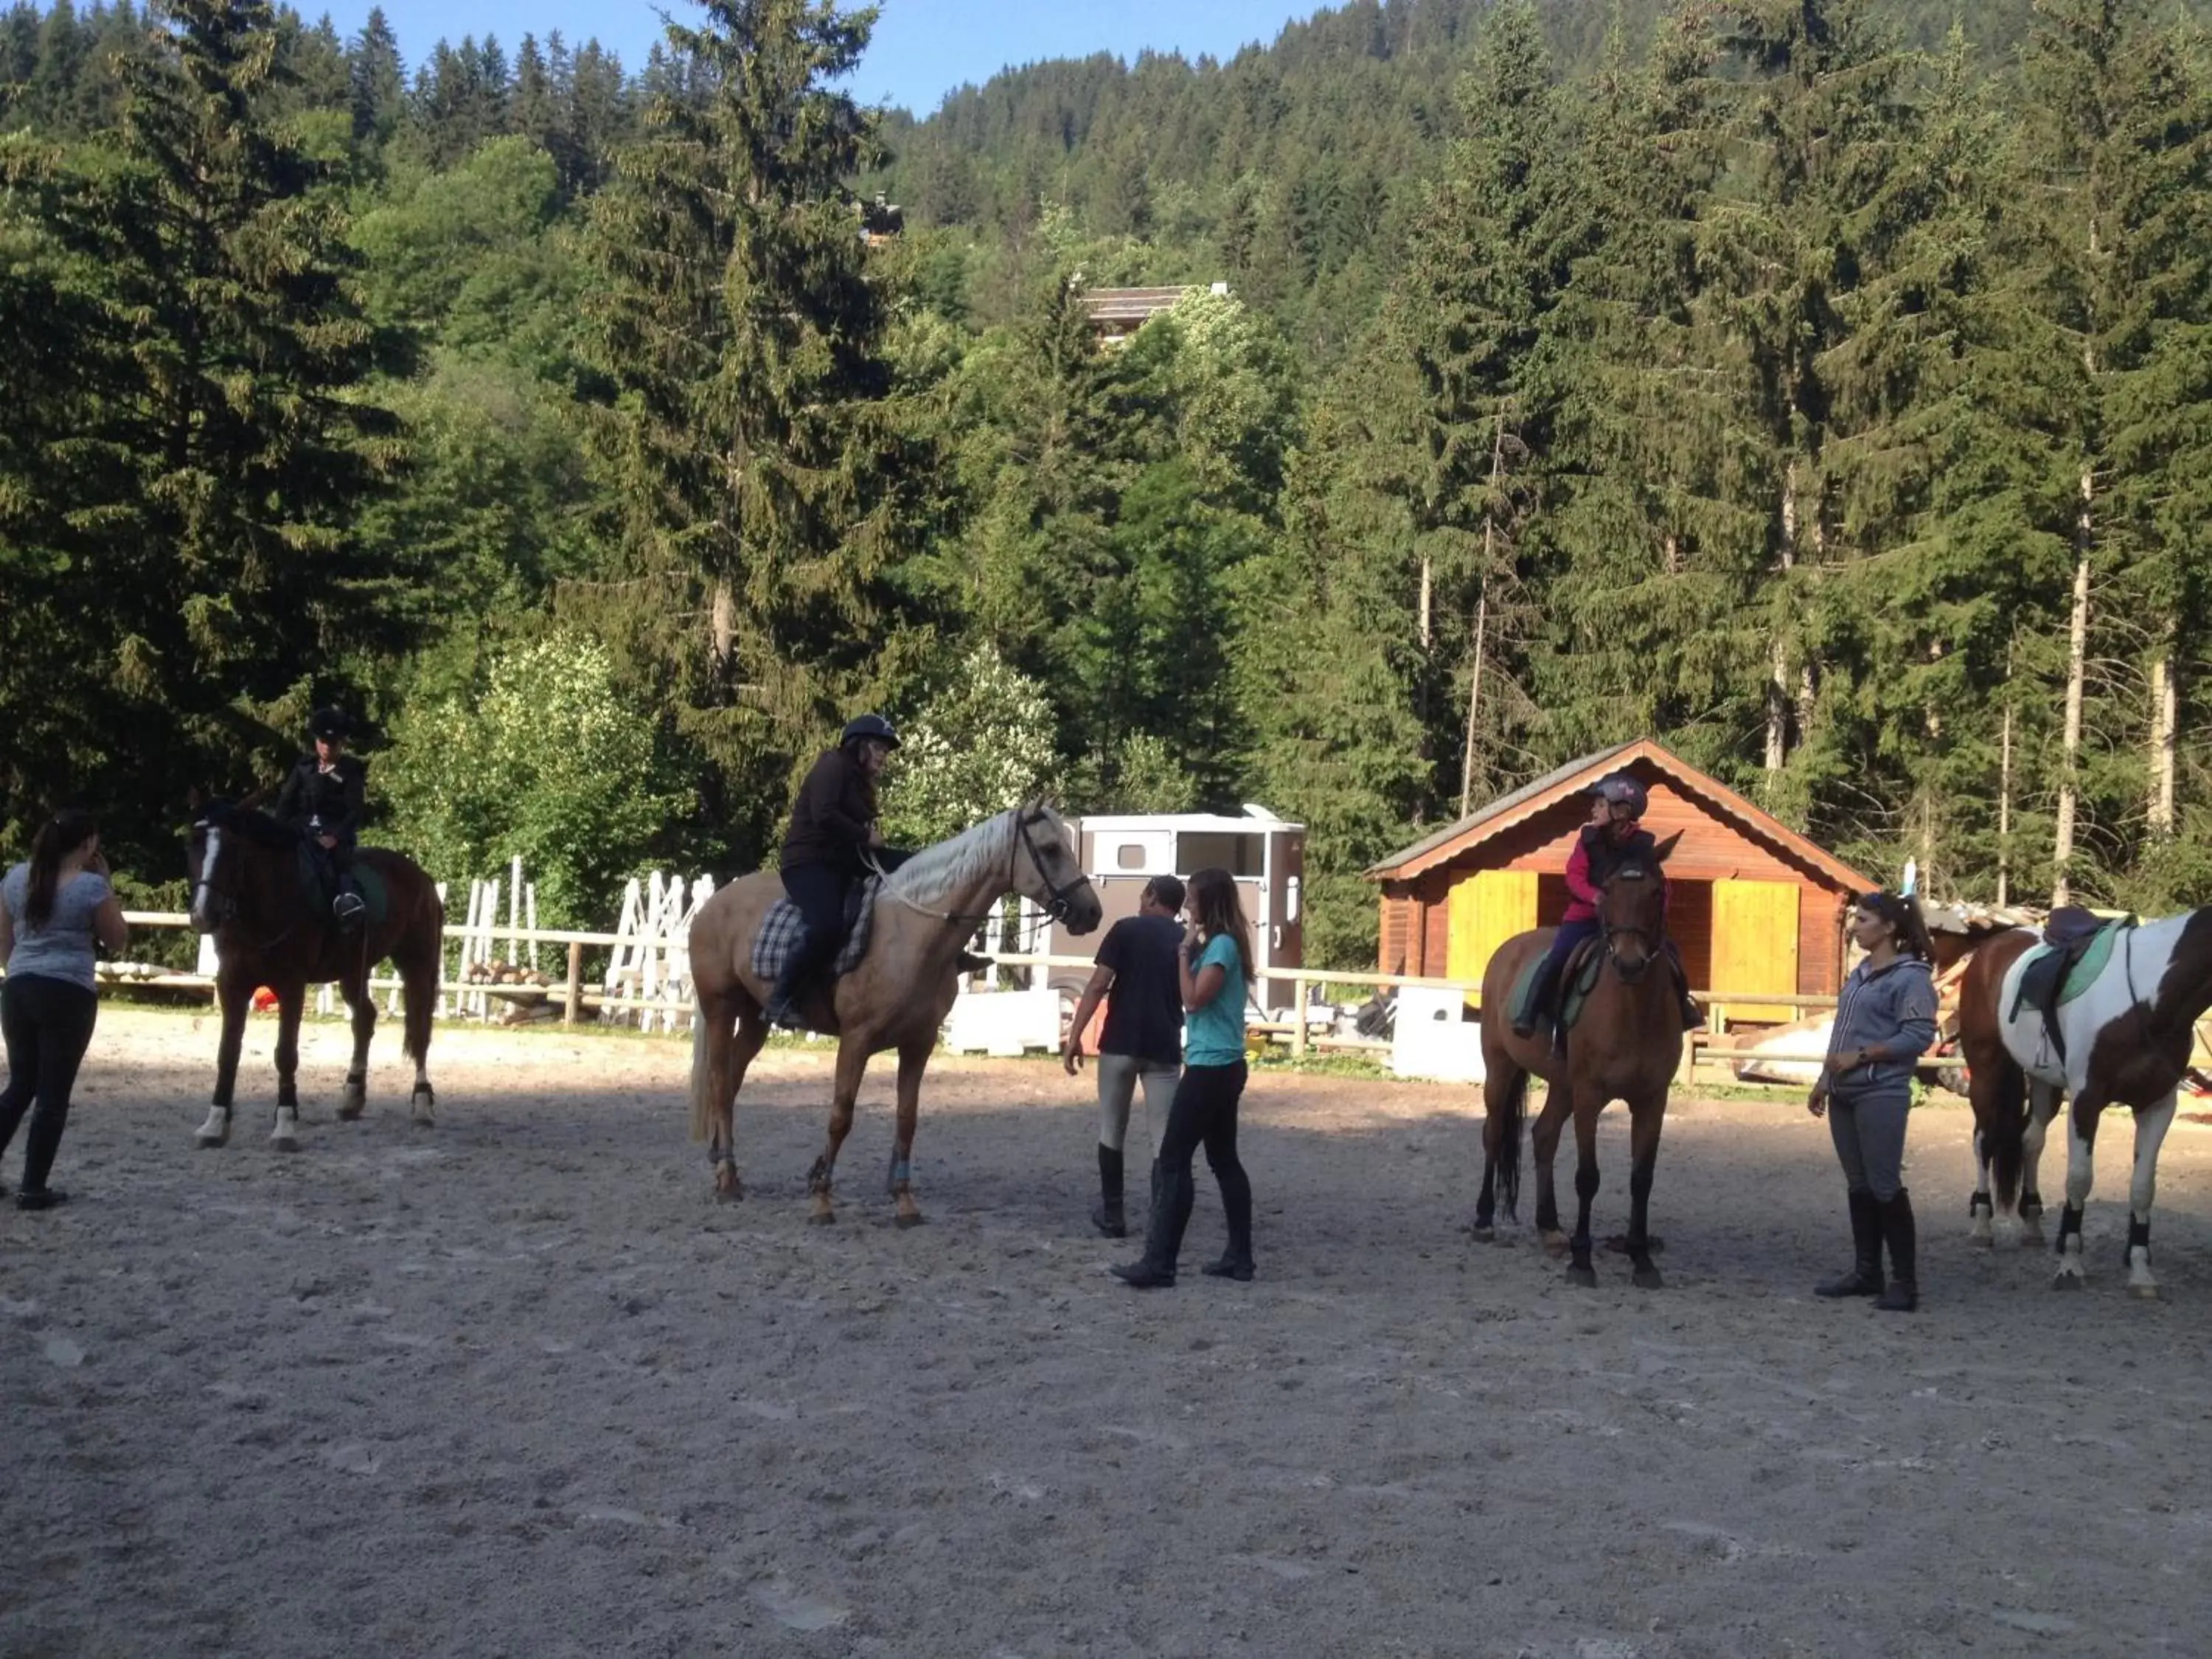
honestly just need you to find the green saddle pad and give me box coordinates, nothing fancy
[1509,939,1603,1035]
[2008,923,2123,1026]
[294,843,390,929]
[2059,925,2120,1004]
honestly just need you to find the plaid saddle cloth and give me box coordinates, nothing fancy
[751,877,881,984]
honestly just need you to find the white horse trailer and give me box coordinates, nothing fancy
[1020,807,1306,1013]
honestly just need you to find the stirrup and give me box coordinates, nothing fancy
[332,892,365,922]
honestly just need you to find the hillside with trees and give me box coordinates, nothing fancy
[4,0,2211,964]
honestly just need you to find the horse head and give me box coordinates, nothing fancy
[1599,830,1680,981]
[1014,799,1104,936]
[187,798,296,933]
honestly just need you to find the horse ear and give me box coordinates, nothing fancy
[185,785,205,813]
[1652,830,1684,865]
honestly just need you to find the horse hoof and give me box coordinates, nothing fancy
[894,1211,927,1230]
[1602,1234,1663,1256]
[1632,1265,1665,1291]
[2051,1270,2084,1292]
[809,1208,836,1226]
[1470,1225,1495,1245]
[1566,1264,1598,1290]
[1969,1231,1994,1248]
[2019,1228,2045,1251]
[195,1131,229,1150]
[2126,1282,2163,1302]
[1541,1231,1570,1259]
[713,1166,743,1203]
[271,1131,300,1153]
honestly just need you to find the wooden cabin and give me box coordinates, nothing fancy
[1081,282,1231,345]
[1366,741,1874,1022]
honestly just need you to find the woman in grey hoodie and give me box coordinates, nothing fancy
[1807,891,1938,1312]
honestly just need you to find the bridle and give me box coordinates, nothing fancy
[1600,866,1665,983]
[189,815,305,953]
[1015,807,1085,923]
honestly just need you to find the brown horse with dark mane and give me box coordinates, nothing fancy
[1472,833,1684,1287]
[1950,905,2212,1297]
[186,801,445,1150]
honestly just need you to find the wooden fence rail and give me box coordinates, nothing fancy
[68,915,1889,1084]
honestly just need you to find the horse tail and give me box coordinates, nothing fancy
[394,869,441,1071]
[689,998,717,1144]
[1986,1054,2029,1211]
[1495,1065,1530,1222]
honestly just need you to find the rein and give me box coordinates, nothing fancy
[861,807,1079,930]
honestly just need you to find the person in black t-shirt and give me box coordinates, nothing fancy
[1062,874,1187,1238]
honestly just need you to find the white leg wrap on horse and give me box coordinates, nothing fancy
[195,1107,230,1149]
[271,1106,300,1151]
[2052,1231,2087,1288]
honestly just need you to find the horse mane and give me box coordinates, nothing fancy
[202,799,300,848]
[887,810,1023,906]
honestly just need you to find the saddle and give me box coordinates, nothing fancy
[1509,938,1604,1048]
[292,838,386,930]
[751,877,881,985]
[2009,911,2129,1065]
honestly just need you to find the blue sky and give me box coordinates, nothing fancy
[329,0,1328,116]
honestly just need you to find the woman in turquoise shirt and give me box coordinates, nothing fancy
[1113,867,1256,1288]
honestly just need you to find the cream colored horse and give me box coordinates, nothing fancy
[686,801,1103,1222]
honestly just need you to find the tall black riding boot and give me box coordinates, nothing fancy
[762,959,806,1030]
[1092,1144,1126,1238]
[1815,1189,1884,1298]
[1113,1160,1192,1288]
[1874,1189,1919,1312]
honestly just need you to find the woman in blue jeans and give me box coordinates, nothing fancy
[1113,866,1256,1289]
[0,810,129,1208]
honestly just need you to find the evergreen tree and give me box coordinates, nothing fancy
[347,6,404,148]
[1,0,408,858]
[1391,0,1571,815]
[583,0,917,869]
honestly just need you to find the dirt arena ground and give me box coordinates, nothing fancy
[3,1007,2210,1658]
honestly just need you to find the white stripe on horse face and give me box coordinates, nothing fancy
[189,827,224,931]
[1996,916,2192,1096]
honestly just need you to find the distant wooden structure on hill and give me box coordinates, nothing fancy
[1081,282,1230,344]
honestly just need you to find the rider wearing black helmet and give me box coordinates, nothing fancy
[274,706,369,926]
[764,714,905,1029]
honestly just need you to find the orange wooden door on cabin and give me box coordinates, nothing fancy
[1712,879,1798,1024]
[1447,869,1538,1009]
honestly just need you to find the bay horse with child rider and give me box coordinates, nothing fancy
[1474,813,1688,1290]
[687,795,1102,1224]
[185,717,445,1149]
[1951,901,2212,1298]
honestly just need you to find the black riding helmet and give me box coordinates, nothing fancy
[840,713,899,750]
[310,705,352,742]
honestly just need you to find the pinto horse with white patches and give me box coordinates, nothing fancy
[186,801,445,1150]
[1954,908,2212,1297]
